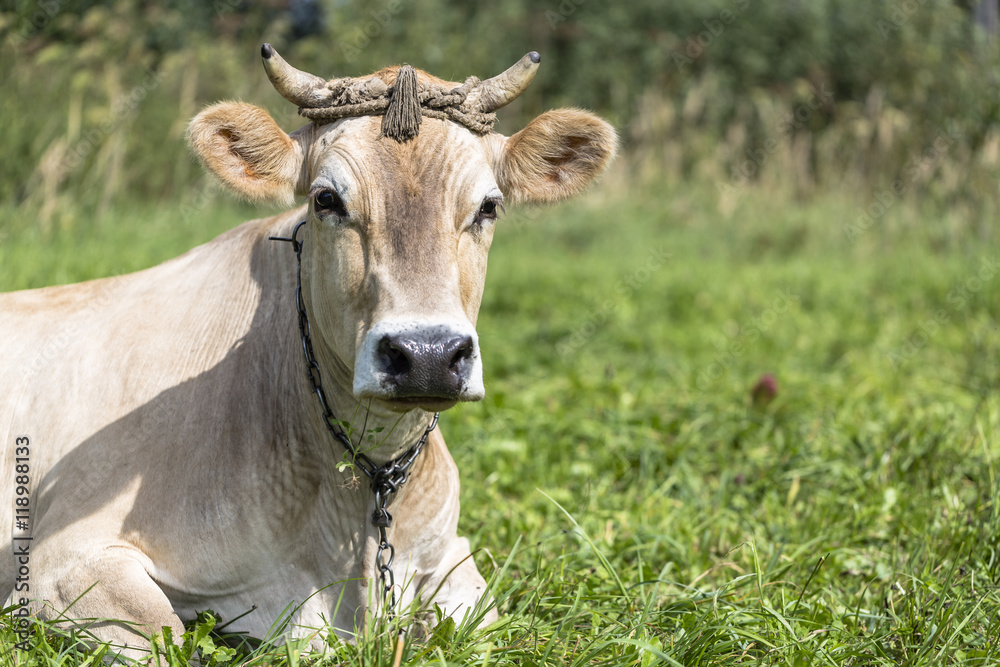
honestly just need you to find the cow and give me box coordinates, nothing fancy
[1,44,615,657]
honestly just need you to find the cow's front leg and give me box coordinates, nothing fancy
[31,545,186,660]
[419,537,497,628]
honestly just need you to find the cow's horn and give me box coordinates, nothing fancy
[261,43,330,108]
[472,51,541,113]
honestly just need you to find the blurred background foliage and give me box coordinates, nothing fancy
[1,0,999,237]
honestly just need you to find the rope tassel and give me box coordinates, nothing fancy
[382,65,422,142]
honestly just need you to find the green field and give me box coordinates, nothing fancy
[5,0,1000,661]
[2,171,998,664]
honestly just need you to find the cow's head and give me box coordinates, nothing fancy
[188,45,615,413]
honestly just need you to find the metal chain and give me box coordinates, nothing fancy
[270,220,440,614]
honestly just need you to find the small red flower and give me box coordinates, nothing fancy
[751,373,779,409]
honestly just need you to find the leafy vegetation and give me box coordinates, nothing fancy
[3,0,1000,664]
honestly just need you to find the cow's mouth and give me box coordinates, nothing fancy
[380,396,460,413]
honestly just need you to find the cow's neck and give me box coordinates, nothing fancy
[289,251,435,467]
[300,346,434,466]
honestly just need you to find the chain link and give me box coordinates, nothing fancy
[271,220,439,615]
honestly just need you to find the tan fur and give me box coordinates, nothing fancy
[189,104,615,209]
[0,212,487,657]
[0,61,616,659]
[495,108,617,204]
[187,102,307,205]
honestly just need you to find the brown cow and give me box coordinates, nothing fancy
[1,45,615,657]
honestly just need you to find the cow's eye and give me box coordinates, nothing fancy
[477,198,502,222]
[315,190,348,217]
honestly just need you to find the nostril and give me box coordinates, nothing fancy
[448,336,475,371]
[378,336,411,377]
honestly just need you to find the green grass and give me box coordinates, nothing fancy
[2,179,999,665]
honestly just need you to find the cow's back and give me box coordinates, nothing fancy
[0,209,303,599]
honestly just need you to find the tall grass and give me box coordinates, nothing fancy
[628,75,1000,244]
[2,1,1000,247]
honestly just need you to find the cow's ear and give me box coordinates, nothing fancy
[494,108,617,204]
[187,102,309,205]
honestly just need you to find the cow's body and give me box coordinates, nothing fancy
[1,46,614,655]
[0,209,484,645]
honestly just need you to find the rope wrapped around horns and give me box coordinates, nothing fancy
[298,66,497,141]
[260,44,541,143]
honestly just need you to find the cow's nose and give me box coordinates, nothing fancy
[377,334,475,398]
[354,320,485,405]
